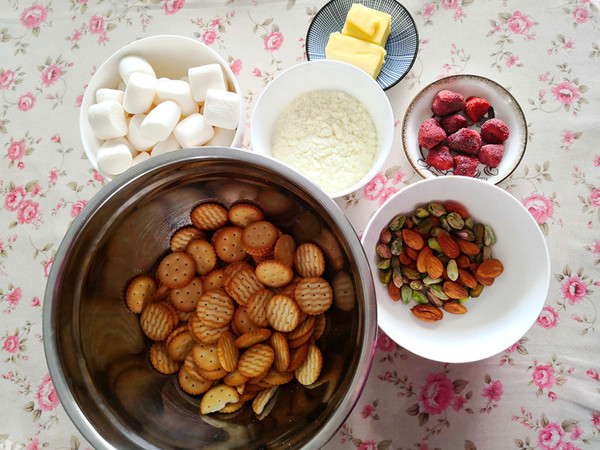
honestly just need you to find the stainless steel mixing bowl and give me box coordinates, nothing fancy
[43,147,377,450]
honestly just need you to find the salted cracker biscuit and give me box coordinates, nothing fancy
[156,252,196,289]
[223,369,248,387]
[287,342,309,373]
[140,302,175,341]
[241,221,279,256]
[232,307,259,335]
[287,315,316,341]
[273,234,296,267]
[288,329,314,349]
[293,243,325,278]
[270,332,290,372]
[311,228,344,271]
[218,399,246,414]
[217,331,239,372]
[169,276,203,312]
[162,301,180,328]
[233,328,272,349]
[213,226,247,263]
[149,341,181,375]
[228,203,264,228]
[278,277,300,300]
[252,385,278,415]
[313,314,327,341]
[266,294,300,333]
[170,226,206,252]
[294,277,333,316]
[225,268,264,306]
[186,239,218,276]
[192,342,222,371]
[262,369,293,386]
[203,269,224,292]
[188,312,229,343]
[178,366,213,395]
[197,367,228,381]
[294,343,323,386]
[191,202,228,230]
[222,260,253,287]
[196,290,235,328]
[237,343,275,378]
[200,384,240,414]
[333,271,355,311]
[166,329,195,362]
[125,275,157,313]
[154,284,170,301]
[255,260,294,288]
[246,288,274,327]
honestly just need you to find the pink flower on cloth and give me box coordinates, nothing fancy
[41,63,62,88]
[537,422,565,450]
[573,7,589,24]
[551,81,580,106]
[7,140,26,161]
[25,438,40,450]
[507,11,534,35]
[3,335,20,353]
[43,258,53,278]
[361,404,375,418]
[590,189,600,207]
[17,93,36,111]
[264,32,283,51]
[482,380,503,402]
[505,54,519,67]
[363,173,386,201]
[452,395,467,411]
[5,186,26,211]
[252,68,261,77]
[36,374,60,411]
[532,365,556,389]
[89,16,105,34]
[71,200,87,218]
[521,192,555,224]
[537,305,559,328]
[377,333,396,352]
[0,70,16,90]
[17,200,40,224]
[229,59,242,76]
[418,372,455,415]
[20,5,48,29]
[587,369,599,380]
[202,29,216,46]
[357,441,377,450]
[592,413,600,430]
[6,287,22,308]
[441,0,459,9]
[561,275,587,305]
[164,0,185,15]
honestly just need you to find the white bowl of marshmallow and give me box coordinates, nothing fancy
[80,35,244,179]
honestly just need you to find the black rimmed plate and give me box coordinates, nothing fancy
[306,0,419,91]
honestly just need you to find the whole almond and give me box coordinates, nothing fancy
[410,304,443,322]
[474,272,495,287]
[456,254,471,268]
[442,281,468,299]
[457,239,481,256]
[438,233,460,259]
[458,269,478,289]
[444,201,469,219]
[416,246,433,273]
[425,254,444,279]
[443,301,467,314]
[476,259,504,278]
[402,228,425,251]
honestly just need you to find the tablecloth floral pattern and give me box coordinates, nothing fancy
[1,1,599,449]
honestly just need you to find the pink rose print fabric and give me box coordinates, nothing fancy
[0,1,599,449]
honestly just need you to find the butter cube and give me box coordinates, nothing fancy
[342,3,392,47]
[325,32,386,79]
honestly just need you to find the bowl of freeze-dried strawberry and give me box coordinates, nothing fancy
[401,74,527,184]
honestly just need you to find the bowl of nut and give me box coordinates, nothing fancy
[402,74,527,184]
[80,35,244,180]
[43,147,376,450]
[361,176,550,363]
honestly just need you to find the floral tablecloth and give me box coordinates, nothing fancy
[1,1,599,449]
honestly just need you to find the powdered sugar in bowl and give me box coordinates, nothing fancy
[250,60,394,198]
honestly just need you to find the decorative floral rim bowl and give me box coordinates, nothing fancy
[361,176,550,363]
[305,0,419,91]
[402,74,528,185]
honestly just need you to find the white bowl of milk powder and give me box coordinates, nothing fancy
[250,60,394,198]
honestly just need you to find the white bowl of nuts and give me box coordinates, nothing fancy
[361,176,550,363]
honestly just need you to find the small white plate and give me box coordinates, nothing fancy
[361,176,549,363]
[402,74,527,184]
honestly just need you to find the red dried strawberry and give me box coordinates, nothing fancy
[431,90,466,116]
[481,118,510,143]
[447,128,482,155]
[453,155,479,177]
[427,144,454,171]
[479,144,505,167]
[439,113,468,134]
[465,96,490,122]
[418,118,446,149]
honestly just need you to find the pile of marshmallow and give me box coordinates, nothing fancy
[87,55,242,176]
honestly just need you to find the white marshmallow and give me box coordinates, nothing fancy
[155,79,199,117]
[123,72,158,114]
[173,113,214,148]
[87,101,128,140]
[140,100,181,142]
[203,89,241,130]
[96,88,124,104]
[118,55,156,84]
[127,114,158,152]
[206,127,236,147]
[96,137,134,175]
[151,134,181,157]
[188,64,227,103]
[132,151,151,166]
[118,80,126,91]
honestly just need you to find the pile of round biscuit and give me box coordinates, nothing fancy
[124,201,352,417]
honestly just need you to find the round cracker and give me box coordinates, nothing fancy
[247,288,274,328]
[255,260,294,288]
[196,290,235,328]
[192,342,222,371]
[166,329,195,362]
[178,366,213,395]
[213,226,247,263]
[156,252,196,289]
[171,226,206,252]
[293,243,325,278]
[217,331,239,372]
[169,276,203,312]
[203,269,224,292]
[149,341,181,375]
[273,234,296,267]
[186,240,217,276]
[200,384,239,414]
[266,294,300,333]
[140,302,174,341]
[241,221,279,256]
[125,275,157,313]
[191,202,228,230]
[228,203,264,228]
[294,277,333,316]
[238,344,275,378]
[294,343,323,385]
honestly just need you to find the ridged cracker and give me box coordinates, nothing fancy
[237,344,274,378]
[191,203,228,231]
[196,290,234,328]
[140,302,174,341]
[294,277,333,316]
[149,341,181,375]
[246,288,274,328]
[170,226,206,252]
[266,294,300,333]
[217,331,239,372]
[293,243,325,278]
[225,268,264,306]
[270,332,290,372]
[294,343,323,385]
[228,203,264,228]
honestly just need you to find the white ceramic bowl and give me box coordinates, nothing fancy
[402,74,527,184]
[250,60,394,198]
[361,176,550,363]
[80,35,244,179]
